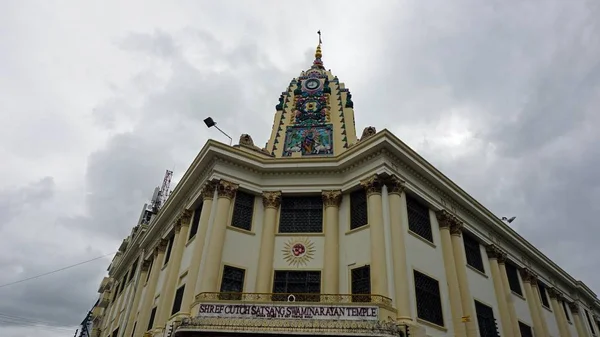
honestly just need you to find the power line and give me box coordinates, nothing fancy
[0,316,75,332]
[0,252,116,289]
[0,312,66,326]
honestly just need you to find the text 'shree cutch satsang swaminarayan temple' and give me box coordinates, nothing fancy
[89,35,600,337]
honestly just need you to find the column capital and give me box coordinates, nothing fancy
[177,209,193,228]
[435,209,463,236]
[519,268,537,283]
[360,174,383,196]
[547,287,559,299]
[201,181,217,200]
[216,180,239,200]
[262,191,282,209]
[322,190,342,208]
[486,244,506,260]
[384,175,406,195]
[569,302,580,314]
[141,260,152,272]
[157,238,169,252]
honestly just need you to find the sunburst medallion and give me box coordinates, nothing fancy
[282,237,315,267]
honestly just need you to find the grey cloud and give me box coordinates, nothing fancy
[0,177,54,228]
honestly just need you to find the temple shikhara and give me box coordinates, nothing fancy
[90,37,600,337]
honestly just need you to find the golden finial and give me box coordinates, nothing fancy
[316,30,323,59]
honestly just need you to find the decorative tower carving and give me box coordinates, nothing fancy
[266,32,358,158]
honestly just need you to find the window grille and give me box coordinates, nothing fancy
[350,190,368,230]
[537,281,550,308]
[562,301,571,321]
[278,196,323,233]
[231,191,254,231]
[219,266,245,300]
[406,195,433,242]
[272,271,321,302]
[518,322,533,337]
[188,203,203,239]
[463,233,485,273]
[505,263,523,296]
[351,265,371,302]
[171,285,185,315]
[474,300,500,337]
[413,270,444,326]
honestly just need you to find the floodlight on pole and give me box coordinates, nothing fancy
[203,117,232,146]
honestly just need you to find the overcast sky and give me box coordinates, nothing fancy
[1,1,599,336]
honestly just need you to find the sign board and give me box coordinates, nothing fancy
[197,302,379,321]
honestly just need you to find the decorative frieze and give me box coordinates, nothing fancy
[322,190,342,208]
[262,191,282,209]
[216,180,239,200]
[360,174,383,196]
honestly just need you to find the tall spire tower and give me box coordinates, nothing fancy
[266,32,358,158]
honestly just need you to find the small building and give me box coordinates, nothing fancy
[91,41,600,337]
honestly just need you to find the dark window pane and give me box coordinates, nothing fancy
[171,285,185,315]
[350,190,368,230]
[219,266,245,300]
[414,270,444,326]
[351,265,371,302]
[585,309,596,334]
[164,236,174,265]
[474,300,499,337]
[129,259,138,282]
[562,301,571,321]
[537,281,550,308]
[279,196,323,233]
[188,203,203,239]
[505,263,522,296]
[463,234,485,273]
[272,271,321,302]
[518,322,533,337]
[406,195,433,242]
[231,191,254,231]
[147,307,157,331]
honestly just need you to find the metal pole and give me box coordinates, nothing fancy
[213,125,232,146]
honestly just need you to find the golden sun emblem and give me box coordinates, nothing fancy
[282,237,315,267]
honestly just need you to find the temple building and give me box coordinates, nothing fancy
[91,41,600,337]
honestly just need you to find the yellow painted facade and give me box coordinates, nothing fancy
[92,43,600,337]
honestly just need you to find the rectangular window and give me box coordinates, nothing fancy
[562,301,571,322]
[537,281,550,308]
[406,195,433,242]
[518,322,533,337]
[273,271,321,302]
[163,236,174,265]
[505,263,523,296]
[463,233,485,273]
[147,307,157,331]
[351,265,371,302]
[474,300,499,337]
[231,191,255,231]
[219,265,246,300]
[146,260,153,283]
[413,270,444,327]
[171,285,185,315]
[188,203,203,239]
[118,273,128,295]
[350,190,368,230]
[279,196,323,233]
[129,258,138,282]
[585,309,596,334]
